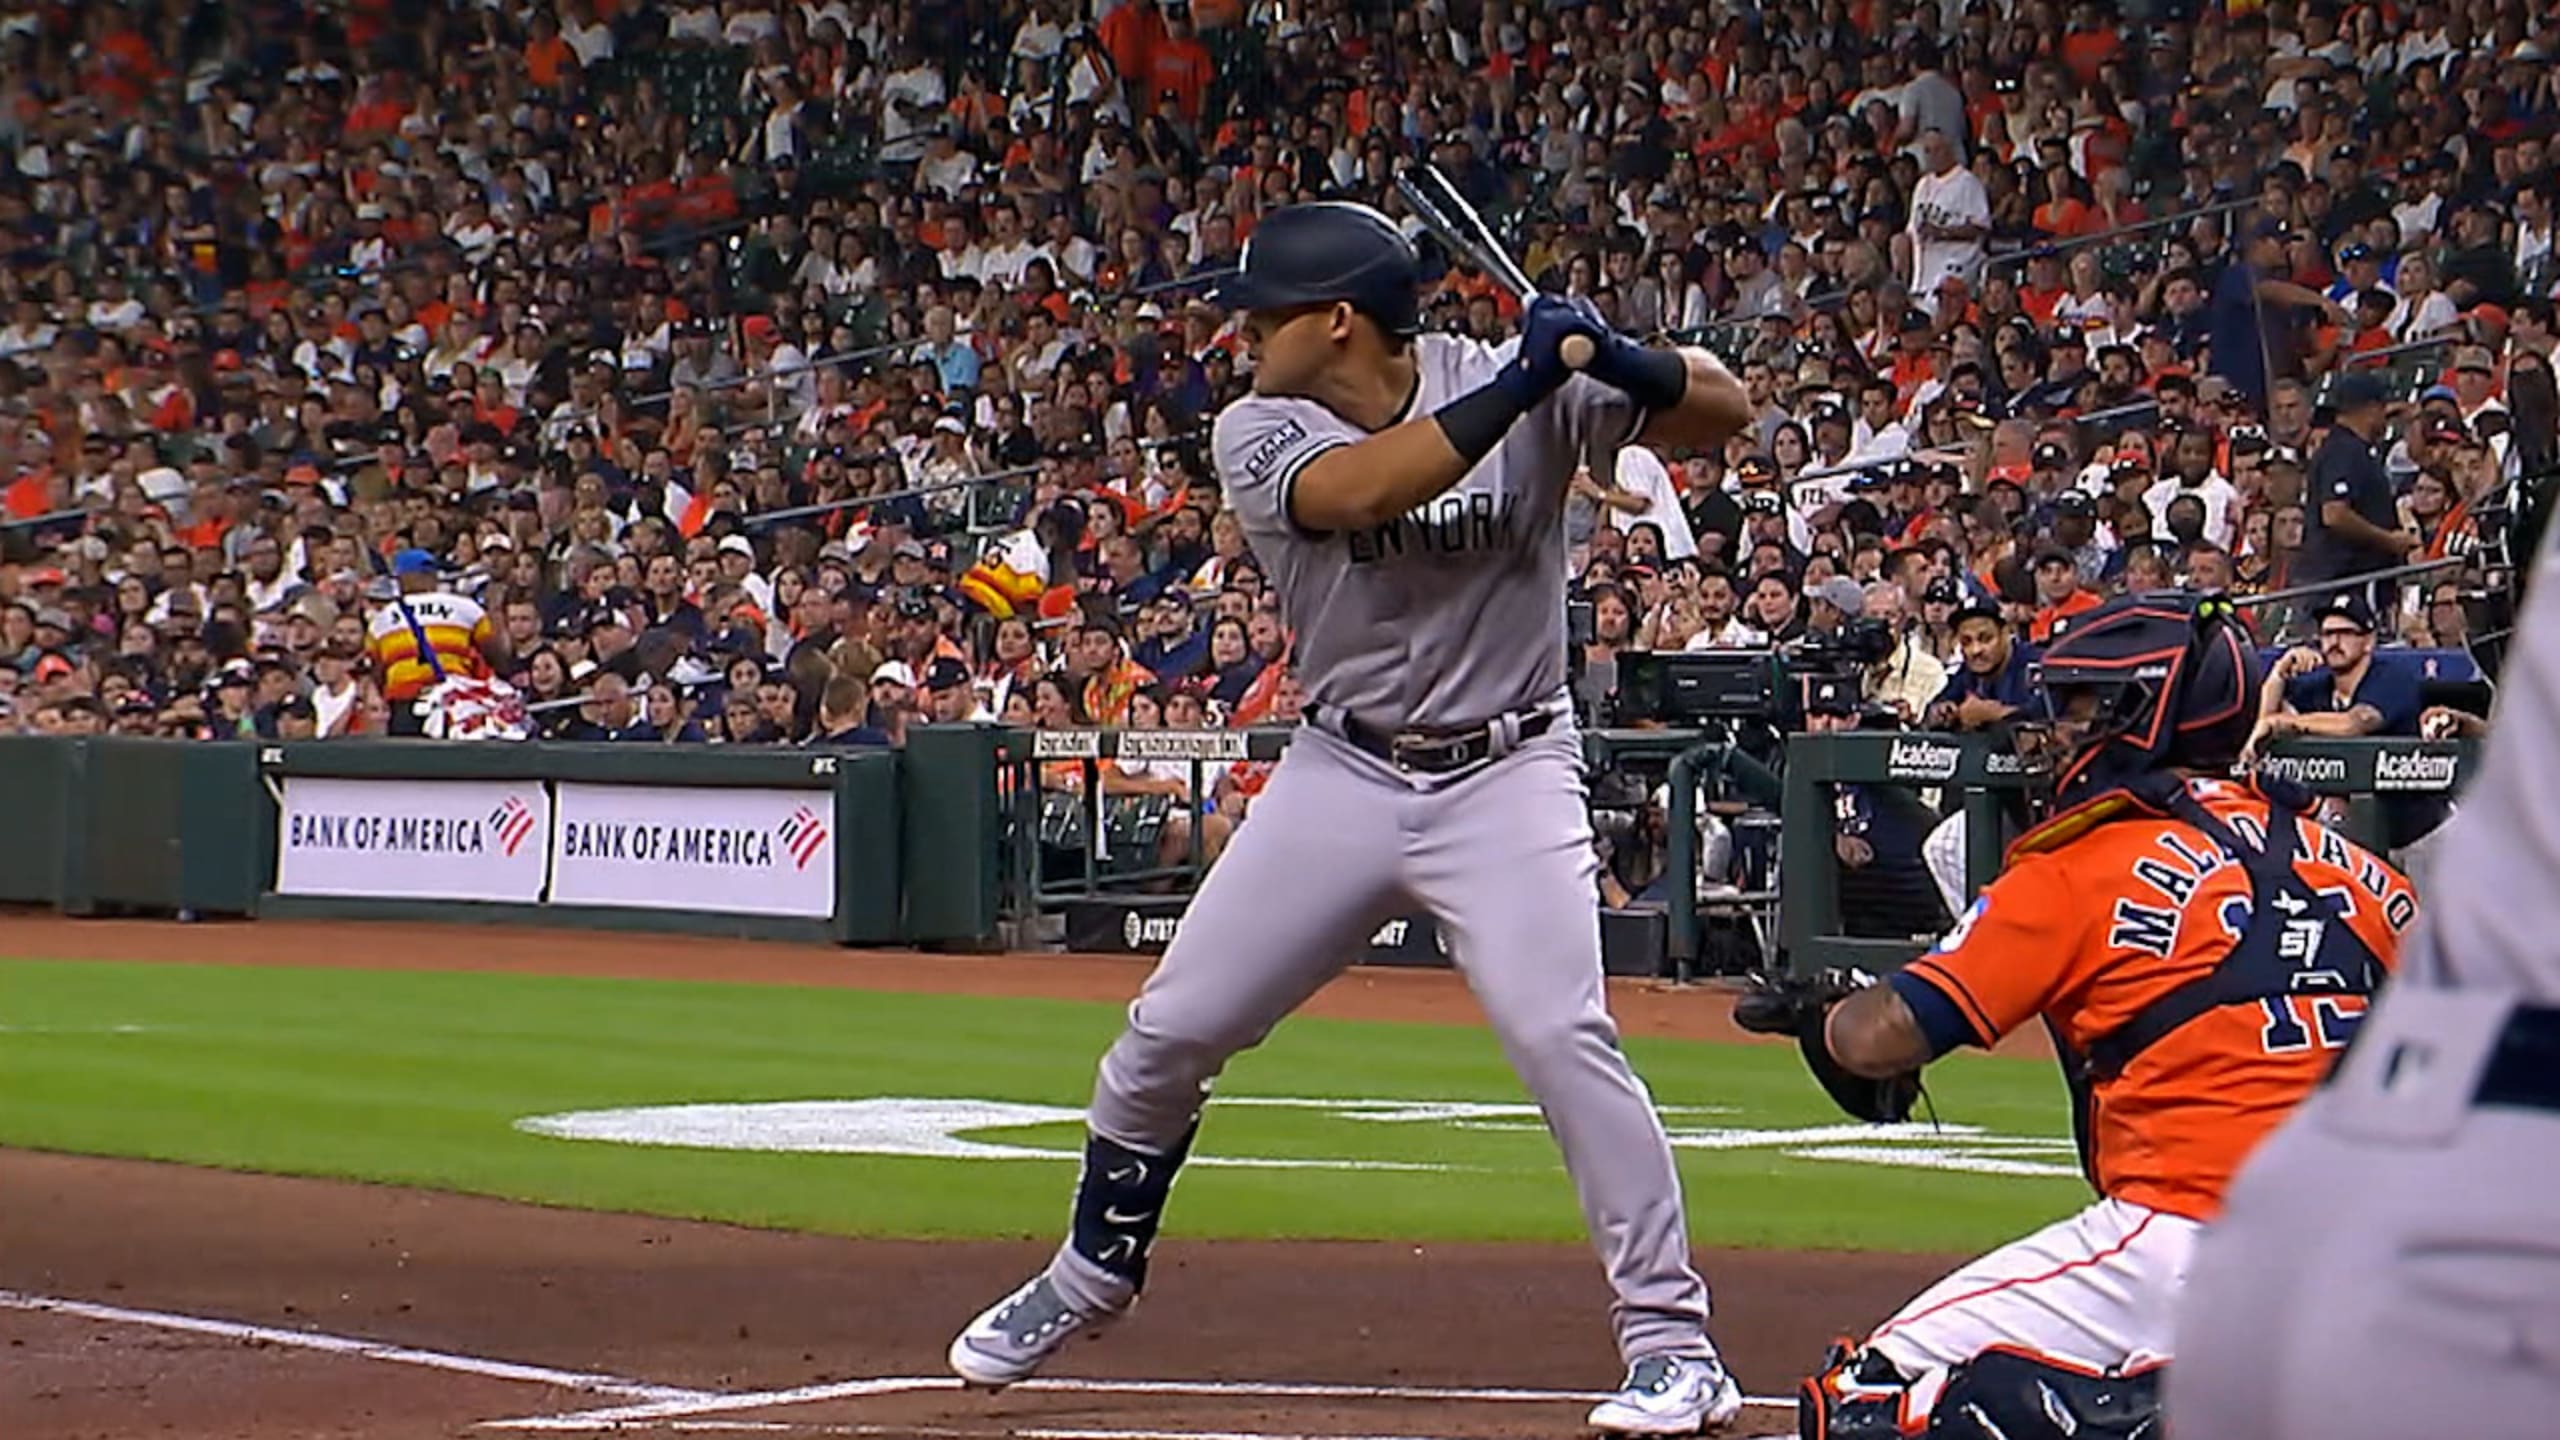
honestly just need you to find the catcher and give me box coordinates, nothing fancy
[1737,592,2416,1439]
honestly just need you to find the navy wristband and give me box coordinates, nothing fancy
[1434,382,1527,466]
[1604,340,1689,413]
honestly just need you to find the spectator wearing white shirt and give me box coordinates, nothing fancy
[1607,446,1700,560]
[85,275,146,333]
[723,2,781,47]
[666,2,722,43]
[1011,0,1066,63]
[562,2,615,65]
[717,535,775,614]
[1845,378,1913,465]
[918,127,979,199]
[2390,250,2461,342]
[1037,207,1100,287]
[1903,129,1988,312]
[2143,427,2240,550]
[1680,568,1766,650]
[976,206,1041,291]
[877,42,948,163]
[0,298,58,358]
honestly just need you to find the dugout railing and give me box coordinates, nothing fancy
[998,723,1718,969]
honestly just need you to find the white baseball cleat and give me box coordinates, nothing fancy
[947,1273,1114,1390]
[1586,1352,1746,1436]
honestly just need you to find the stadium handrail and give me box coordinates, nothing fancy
[2233,554,2470,610]
[1986,194,2263,269]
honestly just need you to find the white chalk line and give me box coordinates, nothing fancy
[481,1374,1793,1431]
[505,1422,1461,1440]
[494,1414,1802,1424]
[0,1286,1792,1440]
[0,1289,709,1404]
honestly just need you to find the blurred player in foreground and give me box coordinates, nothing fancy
[2171,547,2558,1436]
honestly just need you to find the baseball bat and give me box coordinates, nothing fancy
[1395,165,1595,370]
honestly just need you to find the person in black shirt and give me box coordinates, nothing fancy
[1804,677,1947,941]
[1682,461,1745,563]
[809,672,892,747]
[2298,372,2414,607]
[1924,601,2045,730]
[2328,151,2389,232]
[2440,198,2519,310]
[2246,593,2448,848]
[638,552,707,641]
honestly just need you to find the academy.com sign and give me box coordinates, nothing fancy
[2370,748,2460,792]
[550,782,833,917]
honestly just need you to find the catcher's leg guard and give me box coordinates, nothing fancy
[1926,1345,2163,1440]
[1799,1341,1930,1440]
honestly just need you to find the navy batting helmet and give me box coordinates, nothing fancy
[1205,202,1422,337]
[2037,590,2262,802]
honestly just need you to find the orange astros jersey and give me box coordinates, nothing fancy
[1900,777,2413,1221]
[365,590,495,702]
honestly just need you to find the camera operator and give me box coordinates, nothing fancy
[1858,580,1948,724]
[1803,676,1950,940]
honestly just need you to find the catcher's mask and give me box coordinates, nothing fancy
[2038,590,2260,804]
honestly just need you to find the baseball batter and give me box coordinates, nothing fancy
[1746,592,2412,1440]
[2170,545,2560,1436]
[948,201,1754,1435]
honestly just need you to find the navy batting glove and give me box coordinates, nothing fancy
[1565,296,1689,413]
[1494,295,1606,408]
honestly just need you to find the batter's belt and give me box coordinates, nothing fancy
[1316,702,1557,775]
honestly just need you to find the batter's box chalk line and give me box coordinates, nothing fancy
[0,1287,1791,1437]
[481,1375,1792,1433]
[478,1425,1806,1440]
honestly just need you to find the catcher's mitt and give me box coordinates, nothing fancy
[1733,968,1921,1124]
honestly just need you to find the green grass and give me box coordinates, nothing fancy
[0,959,2088,1252]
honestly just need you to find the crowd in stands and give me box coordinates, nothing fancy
[3,0,2557,828]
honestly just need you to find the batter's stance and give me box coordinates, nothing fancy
[2170,542,2560,1437]
[949,201,1753,1435]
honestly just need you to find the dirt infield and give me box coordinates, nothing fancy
[0,916,1982,1438]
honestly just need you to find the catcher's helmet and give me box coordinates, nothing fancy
[1205,202,1422,337]
[2037,590,2262,802]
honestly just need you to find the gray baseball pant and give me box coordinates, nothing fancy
[1045,721,1715,1364]
[2170,983,2560,1437]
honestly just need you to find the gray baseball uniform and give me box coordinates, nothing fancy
[1038,333,1717,1365]
[2170,544,2560,1437]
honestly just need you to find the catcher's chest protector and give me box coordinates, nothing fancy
[2080,789,2389,1083]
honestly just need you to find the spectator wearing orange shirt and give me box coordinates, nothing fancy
[1076,615,1156,726]
[523,15,577,90]
[1098,0,1167,114]
[2029,546,2104,640]
[1147,7,1214,131]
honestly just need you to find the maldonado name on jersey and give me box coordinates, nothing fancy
[1346,491,1523,563]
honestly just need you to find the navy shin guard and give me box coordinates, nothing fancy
[1069,1126,1195,1289]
